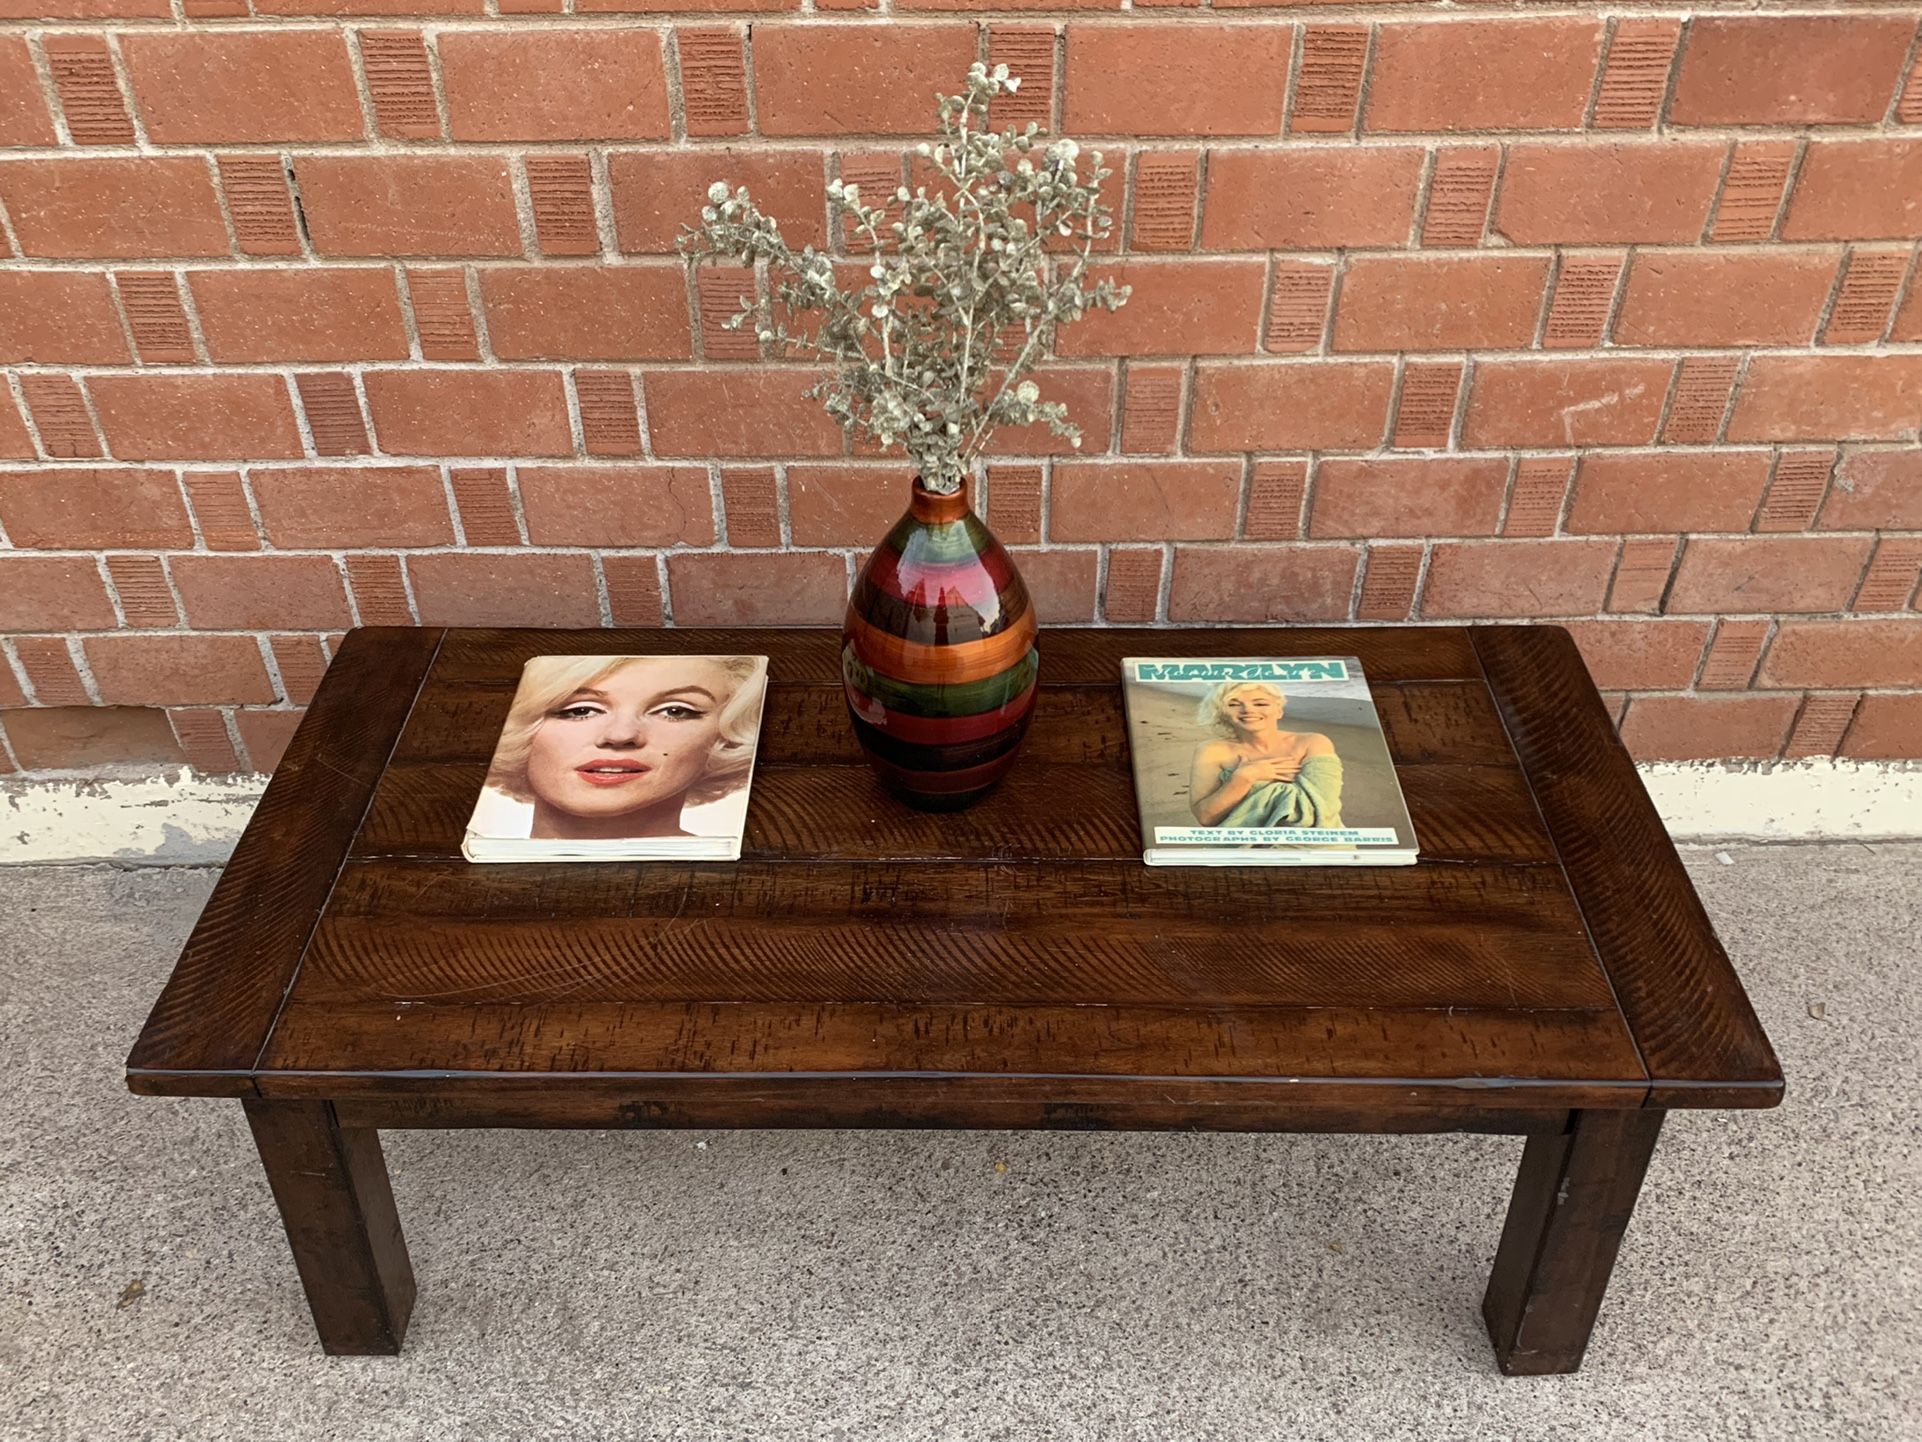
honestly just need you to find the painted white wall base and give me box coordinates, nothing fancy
[5,757,1920,865]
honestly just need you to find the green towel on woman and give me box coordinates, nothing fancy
[1216,753,1344,830]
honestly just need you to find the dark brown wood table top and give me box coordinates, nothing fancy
[126,624,1783,1129]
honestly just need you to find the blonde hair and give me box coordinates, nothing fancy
[485,654,766,807]
[1196,680,1286,736]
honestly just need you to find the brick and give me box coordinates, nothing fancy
[1263,262,1334,353]
[181,471,259,551]
[786,463,910,546]
[1671,17,1916,127]
[1841,695,1922,760]
[1903,53,1922,126]
[519,465,715,547]
[250,465,452,547]
[753,24,978,136]
[404,268,480,360]
[168,708,243,775]
[18,375,103,459]
[0,271,131,364]
[1103,548,1163,623]
[172,555,352,630]
[438,29,668,141]
[1051,460,1241,542]
[1823,250,1910,346]
[1763,620,1922,689]
[1012,549,1098,625]
[0,157,230,258]
[1130,151,1199,252]
[189,267,410,363]
[679,26,750,137]
[251,0,483,18]
[1334,255,1549,352]
[13,637,91,706]
[1190,361,1393,452]
[569,370,638,457]
[1422,540,1618,618]
[480,266,692,361]
[1608,538,1680,614]
[721,467,780,547]
[236,709,305,775]
[447,466,520,545]
[1167,544,1360,623]
[1727,355,1922,443]
[1541,253,1625,350]
[666,551,848,626]
[1310,457,1505,539]
[1619,695,1797,763]
[43,34,134,145]
[1566,452,1770,535]
[1667,537,1874,615]
[1292,26,1368,135]
[1243,461,1306,541]
[611,147,827,254]
[216,156,302,256]
[1504,459,1573,540]
[115,272,195,364]
[0,37,56,146]
[1698,620,1771,690]
[1065,23,1290,136]
[644,368,844,458]
[1820,449,1922,530]
[1757,450,1835,532]
[1591,19,1680,129]
[1058,259,1263,357]
[1120,365,1183,454]
[407,552,602,628]
[1420,145,1499,248]
[0,556,117,631]
[1854,538,1922,612]
[1201,148,1423,249]
[105,554,178,627]
[122,30,362,143]
[986,464,1042,546]
[364,370,573,457]
[295,155,522,258]
[1356,544,1421,621]
[0,391,30,459]
[1495,142,1725,245]
[346,554,413,626]
[1783,141,1922,242]
[0,662,22,712]
[1660,356,1741,445]
[87,634,276,705]
[0,467,190,549]
[1462,358,1671,449]
[526,156,600,257]
[1709,142,1797,244]
[1389,362,1463,449]
[987,26,1055,134]
[1784,693,1860,760]
[1365,20,1602,133]
[1614,251,1838,349]
[601,556,664,628]
[3,706,185,771]
[1565,619,1710,691]
[359,31,439,139]
[836,151,905,256]
[293,373,371,457]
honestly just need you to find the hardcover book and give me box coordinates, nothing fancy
[1119,656,1420,867]
[463,653,770,863]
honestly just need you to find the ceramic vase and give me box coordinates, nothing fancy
[841,475,1039,811]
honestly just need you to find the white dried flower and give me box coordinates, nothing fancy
[707,180,729,204]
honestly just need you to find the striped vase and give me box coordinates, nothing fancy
[842,475,1039,811]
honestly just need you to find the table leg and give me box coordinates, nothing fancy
[1482,1107,1664,1375]
[243,1098,416,1355]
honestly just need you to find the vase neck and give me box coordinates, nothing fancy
[910,475,971,524]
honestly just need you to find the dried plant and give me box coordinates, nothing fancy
[680,62,1130,495]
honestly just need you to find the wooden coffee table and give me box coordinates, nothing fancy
[126,624,1781,1373]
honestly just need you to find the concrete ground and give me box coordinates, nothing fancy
[0,846,1917,1442]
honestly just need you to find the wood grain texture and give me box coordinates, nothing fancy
[1472,626,1784,1108]
[126,627,444,1097]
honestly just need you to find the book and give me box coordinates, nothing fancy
[463,653,770,863]
[1119,656,1419,867]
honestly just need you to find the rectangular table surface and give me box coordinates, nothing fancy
[126,625,1783,1126]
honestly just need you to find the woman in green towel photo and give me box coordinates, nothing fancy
[1186,679,1344,830]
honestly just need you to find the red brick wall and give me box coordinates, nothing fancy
[2,1,1920,777]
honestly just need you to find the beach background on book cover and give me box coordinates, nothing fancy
[1126,661,1408,842]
